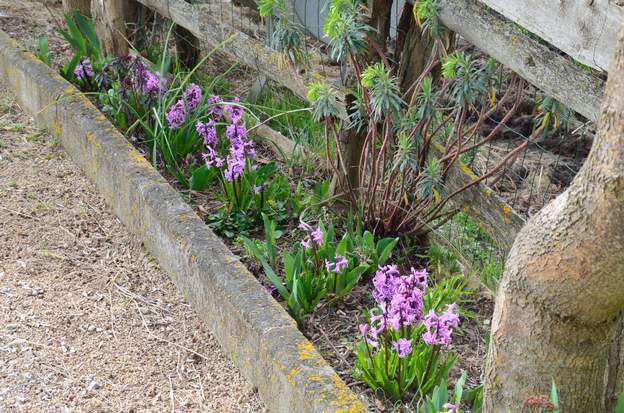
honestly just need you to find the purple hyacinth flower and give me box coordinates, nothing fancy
[422,304,460,347]
[372,265,399,304]
[196,120,218,147]
[207,95,224,120]
[74,58,94,81]
[359,323,379,349]
[392,338,413,358]
[301,238,312,250]
[324,259,335,273]
[298,222,312,232]
[143,70,162,94]
[311,227,323,246]
[166,99,186,129]
[202,148,224,169]
[409,267,429,291]
[224,150,245,181]
[333,255,349,273]
[183,83,202,110]
[439,403,456,413]
[226,97,245,124]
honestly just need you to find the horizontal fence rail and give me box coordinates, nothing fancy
[480,0,623,72]
[438,0,605,123]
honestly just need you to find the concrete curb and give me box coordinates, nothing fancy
[0,30,368,413]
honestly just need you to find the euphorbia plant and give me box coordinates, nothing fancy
[354,265,460,402]
[310,0,545,239]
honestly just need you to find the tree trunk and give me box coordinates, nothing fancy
[337,0,393,194]
[396,1,433,103]
[91,0,129,56]
[483,21,624,412]
[336,92,365,195]
[396,1,456,103]
[62,0,91,17]
[366,0,393,56]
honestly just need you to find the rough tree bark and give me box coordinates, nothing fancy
[340,0,394,194]
[366,0,393,55]
[91,0,129,56]
[62,0,91,17]
[396,1,433,103]
[483,22,624,412]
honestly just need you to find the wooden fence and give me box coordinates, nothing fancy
[101,0,616,252]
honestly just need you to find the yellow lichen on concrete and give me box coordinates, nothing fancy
[502,206,513,224]
[190,255,198,263]
[328,374,368,413]
[511,34,519,50]
[131,151,147,164]
[85,132,102,150]
[297,341,317,363]
[52,120,61,137]
[287,367,300,384]
[131,203,139,219]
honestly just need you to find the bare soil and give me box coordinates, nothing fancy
[0,83,265,412]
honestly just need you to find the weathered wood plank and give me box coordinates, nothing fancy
[438,0,605,122]
[479,0,624,72]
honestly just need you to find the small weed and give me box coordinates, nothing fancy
[252,85,326,160]
[0,138,5,148]
[0,99,11,114]
[36,202,55,211]
[0,120,26,132]
[15,151,32,160]
[26,131,45,142]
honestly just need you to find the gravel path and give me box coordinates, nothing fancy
[0,86,265,412]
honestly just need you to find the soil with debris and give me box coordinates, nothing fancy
[0,86,265,411]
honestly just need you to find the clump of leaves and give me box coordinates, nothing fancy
[242,216,398,324]
[535,95,572,134]
[58,11,105,83]
[324,0,370,62]
[257,0,309,68]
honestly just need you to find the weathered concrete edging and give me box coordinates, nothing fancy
[0,30,368,413]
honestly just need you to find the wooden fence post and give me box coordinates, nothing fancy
[91,0,130,56]
[62,0,91,17]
